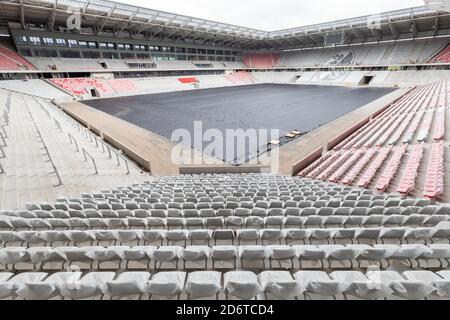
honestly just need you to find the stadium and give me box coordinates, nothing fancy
[0,0,449,302]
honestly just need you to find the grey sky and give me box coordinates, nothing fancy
[117,0,424,31]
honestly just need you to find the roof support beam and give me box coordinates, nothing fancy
[411,21,418,38]
[370,28,382,41]
[434,15,440,36]
[389,22,400,40]
[97,4,116,33]
[350,27,366,43]
[19,0,26,28]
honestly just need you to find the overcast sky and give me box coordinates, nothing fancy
[117,0,424,31]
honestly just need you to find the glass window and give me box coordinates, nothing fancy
[88,41,97,48]
[117,44,124,50]
[43,38,54,46]
[15,36,28,45]
[67,39,77,48]
[28,36,41,45]
[135,44,146,51]
[55,38,66,47]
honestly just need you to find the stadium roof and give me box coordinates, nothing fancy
[1,0,450,49]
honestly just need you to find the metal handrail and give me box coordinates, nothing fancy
[0,86,52,101]
[36,128,63,187]
[50,101,132,176]
[82,148,98,175]
[54,118,63,132]
[68,133,79,152]
[23,99,62,187]
[0,127,7,144]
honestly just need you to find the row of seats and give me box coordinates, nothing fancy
[2,213,448,231]
[397,144,424,195]
[50,78,114,97]
[1,223,449,246]
[5,203,450,220]
[0,90,146,210]
[281,40,448,67]
[1,171,450,300]
[1,270,449,300]
[424,142,445,199]
[21,195,438,212]
[0,47,35,70]
[299,80,448,198]
[434,108,446,141]
[243,54,281,68]
[2,244,450,265]
[430,44,450,63]
[224,72,256,85]
[375,145,408,192]
[107,79,138,93]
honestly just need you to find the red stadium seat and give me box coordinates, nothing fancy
[423,142,445,200]
[50,78,114,97]
[0,47,36,70]
[243,53,281,68]
[430,45,450,63]
[397,144,424,195]
[224,72,256,85]
[108,79,138,93]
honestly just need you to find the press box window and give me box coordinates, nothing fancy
[43,38,54,46]
[28,37,41,45]
[56,39,66,47]
[15,36,28,45]
[67,39,78,48]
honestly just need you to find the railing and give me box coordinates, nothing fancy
[0,86,51,101]
[52,100,134,175]
[35,127,63,187]
[35,98,51,119]
[53,118,62,132]
[97,137,130,175]
[61,108,131,175]
[22,98,63,187]
[82,148,98,175]
[0,125,7,141]
[67,133,79,152]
